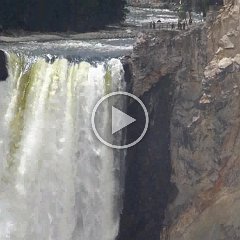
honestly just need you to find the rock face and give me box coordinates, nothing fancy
[119,24,207,240]
[119,0,240,239]
[0,50,8,81]
[119,72,174,240]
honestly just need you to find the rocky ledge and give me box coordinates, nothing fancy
[119,0,240,239]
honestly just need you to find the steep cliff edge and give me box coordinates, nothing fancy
[120,0,240,239]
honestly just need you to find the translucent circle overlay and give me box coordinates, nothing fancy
[91,91,149,149]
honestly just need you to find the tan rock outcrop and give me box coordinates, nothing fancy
[165,1,240,239]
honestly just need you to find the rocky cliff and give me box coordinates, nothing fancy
[119,0,240,239]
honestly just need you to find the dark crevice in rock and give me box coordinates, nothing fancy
[0,50,8,81]
[118,75,175,240]
[121,56,133,92]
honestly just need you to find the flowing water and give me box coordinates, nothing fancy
[125,6,178,26]
[125,6,202,27]
[0,53,125,240]
[0,6,188,240]
[0,39,134,62]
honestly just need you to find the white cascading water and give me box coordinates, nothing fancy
[0,52,125,240]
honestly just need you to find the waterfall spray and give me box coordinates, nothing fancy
[0,53,125,240]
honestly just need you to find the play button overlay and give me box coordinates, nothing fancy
[91,91,149,149]
[112,107,136,134]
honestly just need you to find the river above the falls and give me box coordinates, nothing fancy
[0,6,182,61]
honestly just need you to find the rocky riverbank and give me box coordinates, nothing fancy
[120,0,240,239]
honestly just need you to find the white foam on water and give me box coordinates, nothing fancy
[0,53,125,240]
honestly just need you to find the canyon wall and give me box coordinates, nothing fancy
[120,0,240,239]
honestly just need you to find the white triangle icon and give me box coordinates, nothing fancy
[112,107,136,134]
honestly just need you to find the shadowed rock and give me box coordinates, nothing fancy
[0,50,8,81]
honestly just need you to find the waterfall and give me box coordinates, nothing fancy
[0,52,125,240]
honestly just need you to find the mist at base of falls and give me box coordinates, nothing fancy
[0,53,126,240]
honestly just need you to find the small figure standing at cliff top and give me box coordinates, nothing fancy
[178,21,182,30]
[153,21,156,29]
[171,23,175,30]
[182,21,186,30]
[182,22,186,30]
[150,21,153,29]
